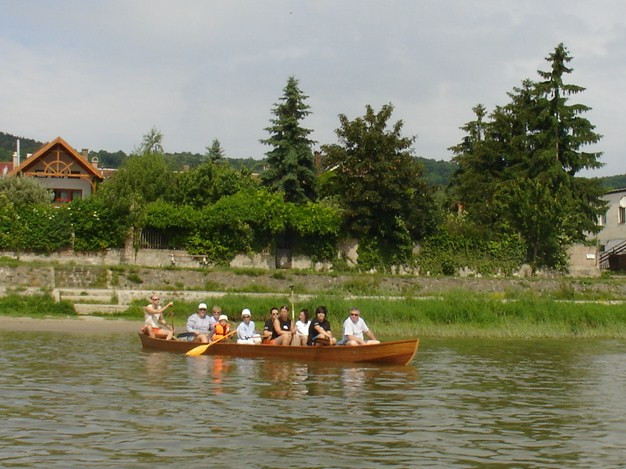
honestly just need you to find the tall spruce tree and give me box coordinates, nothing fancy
[205,138,225,163]
[448,43,606,269]
[448,104,503,226]
[261,76,316,204]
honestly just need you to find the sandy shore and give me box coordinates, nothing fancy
[0,316,144,334]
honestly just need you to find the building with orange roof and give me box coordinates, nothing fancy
[8,136,104,203]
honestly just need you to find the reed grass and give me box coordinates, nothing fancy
[91,290,626,339]
[3,287,626,339]
[0,294,76,318]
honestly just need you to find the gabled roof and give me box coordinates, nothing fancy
[8,136,103,181]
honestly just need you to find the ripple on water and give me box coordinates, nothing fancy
[1,332,626,467]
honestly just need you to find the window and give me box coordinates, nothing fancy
[619,207,626,224]
[53,189,82,203]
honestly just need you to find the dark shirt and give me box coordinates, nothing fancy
[263,319,274,333]
[271,318,292,340]
[307,319,331,345]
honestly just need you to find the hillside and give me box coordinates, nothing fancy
[1,131,622,189]
[0,132,43,162]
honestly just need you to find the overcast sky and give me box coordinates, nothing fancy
[1,0,625,176]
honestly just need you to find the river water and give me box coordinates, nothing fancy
[1,332,625,468]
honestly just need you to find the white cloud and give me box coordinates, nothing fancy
[0,0,625,175]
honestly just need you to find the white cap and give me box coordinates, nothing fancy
[198,303,208,310]
[218,314,228,322]
[241,308,251,317]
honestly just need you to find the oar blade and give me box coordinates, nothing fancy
[186,343,209,357]
[185,330,237,357]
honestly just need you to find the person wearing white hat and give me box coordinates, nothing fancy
[185,303,212,343]
[213,314,231,341]
[236,308,261,345]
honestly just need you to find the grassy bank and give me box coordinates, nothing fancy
[3,291,625,339]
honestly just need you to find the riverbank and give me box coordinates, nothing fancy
[3,259,626,339]
[3,257,626,299]
[0,316,142,334]
[2,290,626,339]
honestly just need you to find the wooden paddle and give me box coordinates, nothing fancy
[289,284,295,323]
[186,330,237,357]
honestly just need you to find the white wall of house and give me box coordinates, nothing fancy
[595,188,626,250]
[33,177,93,197]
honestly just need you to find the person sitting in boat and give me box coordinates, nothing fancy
[339,308,380,346]
[291,309,311,346]
[270,305,293,346]
[307,305,337,346]
[262,307,279,344]
[236,308,262,344]
[185,303,212,343]
[208,305,222,333]
[212,314,231,341]
[142,294,174,340]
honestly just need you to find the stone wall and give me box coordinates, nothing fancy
[0,241,600,276]
[567,244,600,277]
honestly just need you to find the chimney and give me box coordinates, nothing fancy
[12,151,18,168]
[82,148,89,159]
[91,156,99,169]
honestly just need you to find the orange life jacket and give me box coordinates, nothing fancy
[213,322,230,338]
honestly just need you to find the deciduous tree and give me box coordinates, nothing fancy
[322,104,437,263]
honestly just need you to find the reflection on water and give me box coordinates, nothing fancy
[1,332,625,467]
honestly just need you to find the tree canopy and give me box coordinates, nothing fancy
[261,76,317,204]
[206,138,225,163]
[322,103,437,264]
[448,43,606,269]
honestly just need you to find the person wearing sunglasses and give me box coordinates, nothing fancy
[340,307,379,346]
[142,294,174,340]
[262,307,280,344]
[185,303,212,343]
[270,305,293,346]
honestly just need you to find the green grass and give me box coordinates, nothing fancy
[78,290,626,339]
[0,293,76,317]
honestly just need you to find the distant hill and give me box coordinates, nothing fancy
[416,156,457,187]
[595,174,626,191]
[0,132,44,161]
[2,130,622,190]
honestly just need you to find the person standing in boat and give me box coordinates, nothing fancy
[340,308,379,346]
[236,308,262,344]
[185,303,212,343]
[291,309,311,346]
[262,307,279,344]
[307,305,337,346]
[213,314,231,341]
[270,305,293,346]
[143,294,174,340]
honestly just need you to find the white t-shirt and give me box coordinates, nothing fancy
[295,320,311,336]
[144,306,162,328]
[342,317,369,341]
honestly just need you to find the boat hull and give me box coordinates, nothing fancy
[139,333,418,365]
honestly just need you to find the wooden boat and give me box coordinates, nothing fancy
[139,333,419,365]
